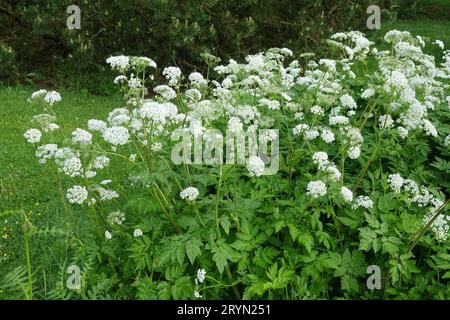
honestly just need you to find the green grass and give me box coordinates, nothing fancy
[378,18,450,46]
[0,86,121,298]
[0,86,121,213]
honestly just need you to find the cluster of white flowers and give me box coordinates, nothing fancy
[30,90,62,107]
[97,187,119,201]
[107,211,126,225]
[259,98,280,110]
[106,55,130,71]
[66,185,88,204]
[352,195,374,210]
[306,180,327,198]
[43,91,61,105]
[30,89,48,100]
[189,72,208,87]
[24,129,42,144]
[311,151,341,182]
[103,126,130,146]
[180,187,199,202]
[196,269,206,283]
[387,173,449,241]
[387,173,404,192]
[247,155,265,177]
[379,114,394,129]
[88,119,107,132]
[35,144,58,164]
[61,156,82,177]
[23,31,450,252]
[163,66,182,86]
[72,128,92,145]
[133,228,143,237]
[340,94,357,109]
[154,85,176,100]
[105,230,112,240]
[340,186,353,202]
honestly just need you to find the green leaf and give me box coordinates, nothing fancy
[287,224,300,241]
[297,232,314,253]
[185,237,203,265]
[212,240,238,273]
[219,216,231,235]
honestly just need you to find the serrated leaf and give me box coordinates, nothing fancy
[298,232,314,253]
[212,240,238,273]
[185,237,203,265]
[287,224,300,241]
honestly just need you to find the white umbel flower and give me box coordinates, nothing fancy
[361,88,375,99]
[352,196,373,209]
[247,155,265,177]
[388,173,404,192]
[61,157,82,177]
[133,229,143,237]
[340,186,353,202]
[103,126,130,146]
[163,66,182,86]
[106,55,130,71]
[340,94,357,109]
[379,115,394,129]
[43,91,61,105]
[88,119,107,132]
[347,146,361,159]
[104,230,112,240]
[107,211,126,225]
[180,187,199,202]
[72,128,92,145]
[306,180,327,198]
[196,269,206,283]
[66,185,88,204]
[24,129,42,144]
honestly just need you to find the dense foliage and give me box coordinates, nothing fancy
[0,0,388,90]
[12,29,450,300]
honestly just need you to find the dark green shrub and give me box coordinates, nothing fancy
[1,0,380,90]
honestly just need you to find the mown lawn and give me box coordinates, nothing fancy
[0,87,121,294]
[0,87,122,213]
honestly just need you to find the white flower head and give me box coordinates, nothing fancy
[307,180,327,198]
[88,119,107,132]
[43,91,61,105]
[247,155,265,177]
[180,187,199,202]
[340,94,357,109]
[24,129,42,144]
[133,229,143,237]
[66,185,88,205]
[105,230,112,240]
[72,128,92,145]
[196,269,206,283]
[340,186,353,202]
[106,55,130,71]
[388,173,404,192]
[352,195,373,209]
[103,126,130,146]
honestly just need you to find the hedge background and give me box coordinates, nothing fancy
[0,0,448,93]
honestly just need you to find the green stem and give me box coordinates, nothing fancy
[214,163,223,231]
[225,263,241,300]
[22,214,33,300]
